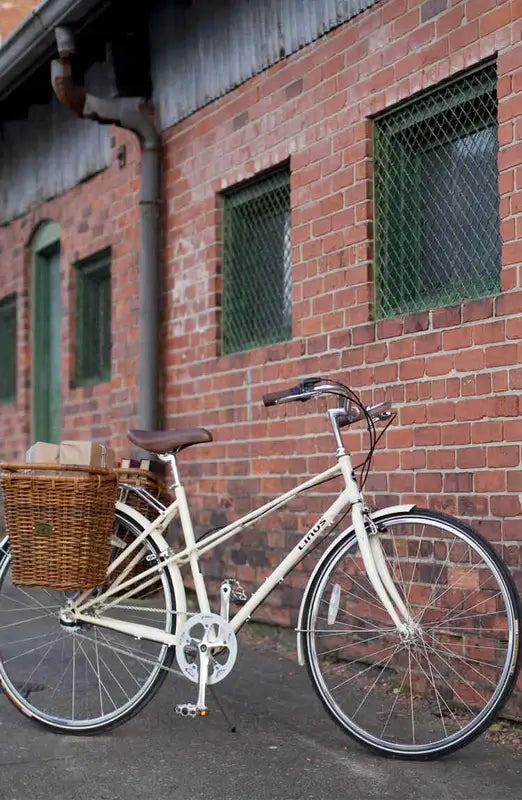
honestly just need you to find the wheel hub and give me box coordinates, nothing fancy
[399,620,424,647]
[58,605,81,629]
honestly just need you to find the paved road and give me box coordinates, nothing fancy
[0,631,520,800]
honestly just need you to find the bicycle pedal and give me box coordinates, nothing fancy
[230,581,248,604]
[175,703,209,718]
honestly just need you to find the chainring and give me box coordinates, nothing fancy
[175,612,237,685]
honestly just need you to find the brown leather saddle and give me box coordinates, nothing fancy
[127,428,212,455]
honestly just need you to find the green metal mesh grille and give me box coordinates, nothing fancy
[221,166,291,354]
[0,295,16,403]
[75,252,111,385]
[374,62,500,319]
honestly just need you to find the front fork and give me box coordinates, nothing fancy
[338,454,412,633]
[353,504,412,632]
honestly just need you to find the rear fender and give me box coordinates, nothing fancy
[115,501,187,632]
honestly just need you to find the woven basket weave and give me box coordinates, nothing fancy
[0,463,118,590]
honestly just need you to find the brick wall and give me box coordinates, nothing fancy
[159,0,522,711]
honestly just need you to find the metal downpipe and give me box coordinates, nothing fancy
[51,26,160,431]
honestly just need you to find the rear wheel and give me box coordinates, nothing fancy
[303,509,520,759]
[0,509,176,733]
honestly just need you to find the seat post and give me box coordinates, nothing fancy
[159,453,181,488]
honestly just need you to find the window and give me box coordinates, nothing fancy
[221,165,291,354]
[75,250,111,385]
[373,62,500,318]
[0,295,16,403]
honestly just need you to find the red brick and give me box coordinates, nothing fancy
[487,446,520,468]
[449,20,478,50]
[444,472,473,493]
[465,0,498,23]
[403,311,430,333]
[472,421,504,443]
[484,344,518,367]
[504,420,522,442]
[441,424,471,445]
[414,332,442,355]
[382,0,408,24]
[455,398,494,421]
[456,447,486,469]
[352,323,376,345]
[490,495,522,517]
[401,449,426,469]
[461,297,494,322]
[426,401,455,422]
[475,471,506,493]
[458,495,488,516]
[425,354,454,376]
[399,358,425,380]
[473,320,506,345]
[478,3,511,37]
[416,472,443,492]
[432,304,461,328]
[437,4,464,34]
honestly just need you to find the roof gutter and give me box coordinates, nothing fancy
[51,26,161,433]
[0,0,107,103]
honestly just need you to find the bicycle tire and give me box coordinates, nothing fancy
[302,508,520,759]
[0,508,176,734]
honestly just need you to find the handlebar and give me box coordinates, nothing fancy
[262,377,393,425]
[262,377,336,407]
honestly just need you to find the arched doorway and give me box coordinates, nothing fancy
[31,221,61,443]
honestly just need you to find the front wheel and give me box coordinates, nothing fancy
[0,509,176,733]
[302,509,520,759]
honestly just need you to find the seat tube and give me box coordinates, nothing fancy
[162,454,211,614]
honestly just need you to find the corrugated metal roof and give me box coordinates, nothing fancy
[0,62,111,223]
[151,0,382,131]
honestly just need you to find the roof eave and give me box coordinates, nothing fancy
[0,0,106,104]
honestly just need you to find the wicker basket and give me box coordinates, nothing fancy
[115,467,173,520]
[0,463,118,590]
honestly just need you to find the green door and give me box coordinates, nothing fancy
[32,226,61,443]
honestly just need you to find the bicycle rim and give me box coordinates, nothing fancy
[0,511,176,733]
[304,510,520,758]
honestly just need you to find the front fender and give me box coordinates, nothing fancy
[295,504,415,666]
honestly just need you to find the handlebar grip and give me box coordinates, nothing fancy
[263,389,292,407]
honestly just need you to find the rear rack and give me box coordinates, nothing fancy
[118,482,168,516]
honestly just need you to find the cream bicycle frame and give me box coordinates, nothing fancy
[72,450,413,643]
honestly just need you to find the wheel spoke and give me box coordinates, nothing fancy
[426,633,498,687]
[305,512,518,757]
[0,513,175,731]
[423,639,487,706]
[330,642,400,691]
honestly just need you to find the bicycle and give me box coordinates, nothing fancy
[0,377,519,760]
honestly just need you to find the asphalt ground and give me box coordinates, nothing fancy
[0,628,520,800]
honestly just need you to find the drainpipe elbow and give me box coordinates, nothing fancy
[51,58,86,116]
[83,95,159,151]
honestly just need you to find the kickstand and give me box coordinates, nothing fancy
[209,686,237,733]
